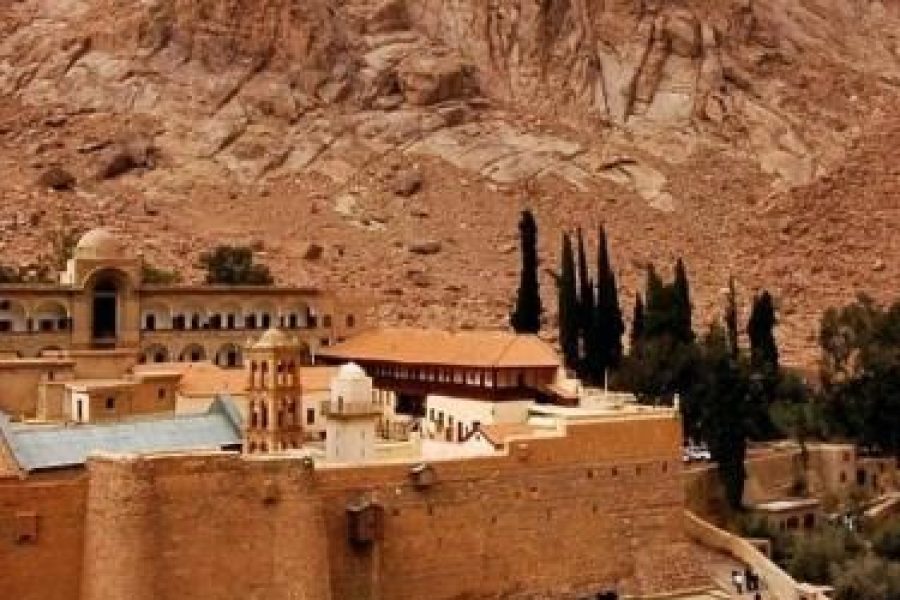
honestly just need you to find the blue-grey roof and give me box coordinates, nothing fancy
[0,397,243,472]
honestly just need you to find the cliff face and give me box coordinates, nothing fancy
[0,0,898,366]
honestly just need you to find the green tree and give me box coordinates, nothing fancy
[692,324,750,509]
[749,291,780,376]
[621,264,697,407]
[788,527,863,585]
[832,556,900,600]
[558,233,579,370]
[630,293,645,357]
[198,246,274,286]
[672,258,694,344]
[873,518,900,561]
[589,226,624,378]
[725,276,739,360]
[576,228,594,373]
[643,264,670,338]
[819,296,900,456]
[510,210,542,334]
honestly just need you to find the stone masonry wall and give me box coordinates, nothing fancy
[81,416,709,600]
[0,473,87,600]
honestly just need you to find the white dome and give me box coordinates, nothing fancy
[74,228,127,259]
[337,362,367,379]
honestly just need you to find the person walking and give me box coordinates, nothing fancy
[734,570,745,594]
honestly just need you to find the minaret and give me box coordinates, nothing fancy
[244,328,306,453]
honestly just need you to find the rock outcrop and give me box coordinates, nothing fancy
[0,0,898,366]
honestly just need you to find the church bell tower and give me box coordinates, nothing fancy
[244,328,307,453]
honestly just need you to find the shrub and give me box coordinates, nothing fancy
[873,518,900,561]
[832,556,900,600]
[787,527,863,585]
[0,265,24,283]
[198,246,274,286]
[141,263,181,285]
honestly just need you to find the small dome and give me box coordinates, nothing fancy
[253,328,292,349]
[74,228,127,259]
[337,362,367,379]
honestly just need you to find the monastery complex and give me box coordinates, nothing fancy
[0,231,897,600]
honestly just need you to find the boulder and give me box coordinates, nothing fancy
[301,242,324,260]
[367,0,409,34]
[391,168,423,196]
[37,166,76,191]
[98,139,157,180]
[398,55,471,106]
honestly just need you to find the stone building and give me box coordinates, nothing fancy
[318,328,573,442]
[0,228,365,366]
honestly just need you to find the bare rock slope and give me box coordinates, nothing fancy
[0,0,899,366]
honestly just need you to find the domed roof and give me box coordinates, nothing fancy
[337,362,367,379]
[253,328,293,349]
[74,228,127,259]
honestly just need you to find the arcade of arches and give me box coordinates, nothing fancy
[0,229,366,363]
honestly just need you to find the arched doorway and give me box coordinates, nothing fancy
[91,275,120,347]
[179,344,207,363]
[215,344,243,368]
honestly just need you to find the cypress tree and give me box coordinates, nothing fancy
[576,229,594,344]
[593,226,625,374]
[725,276,740,360]
[673,258,694,344]
[510,209,542,333]
[643,264,668,339]
[558,233,579,369]
[630,292,645,356]
[748,291,779,375]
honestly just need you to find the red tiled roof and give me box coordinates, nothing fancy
[318,328,560,369]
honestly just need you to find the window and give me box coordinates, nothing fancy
[323,315,332,328]
[158,388,167,400]
[0,321,11,332]
[346,315,356,328]
[105,397,116,411]
[261,314,272,329]
[307,408,315,425]
[144,314,156,331]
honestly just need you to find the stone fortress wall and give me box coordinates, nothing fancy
[2,414,710,600]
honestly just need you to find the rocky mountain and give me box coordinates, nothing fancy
[0,0,898,367]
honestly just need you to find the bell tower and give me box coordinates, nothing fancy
[244,328,307,453]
